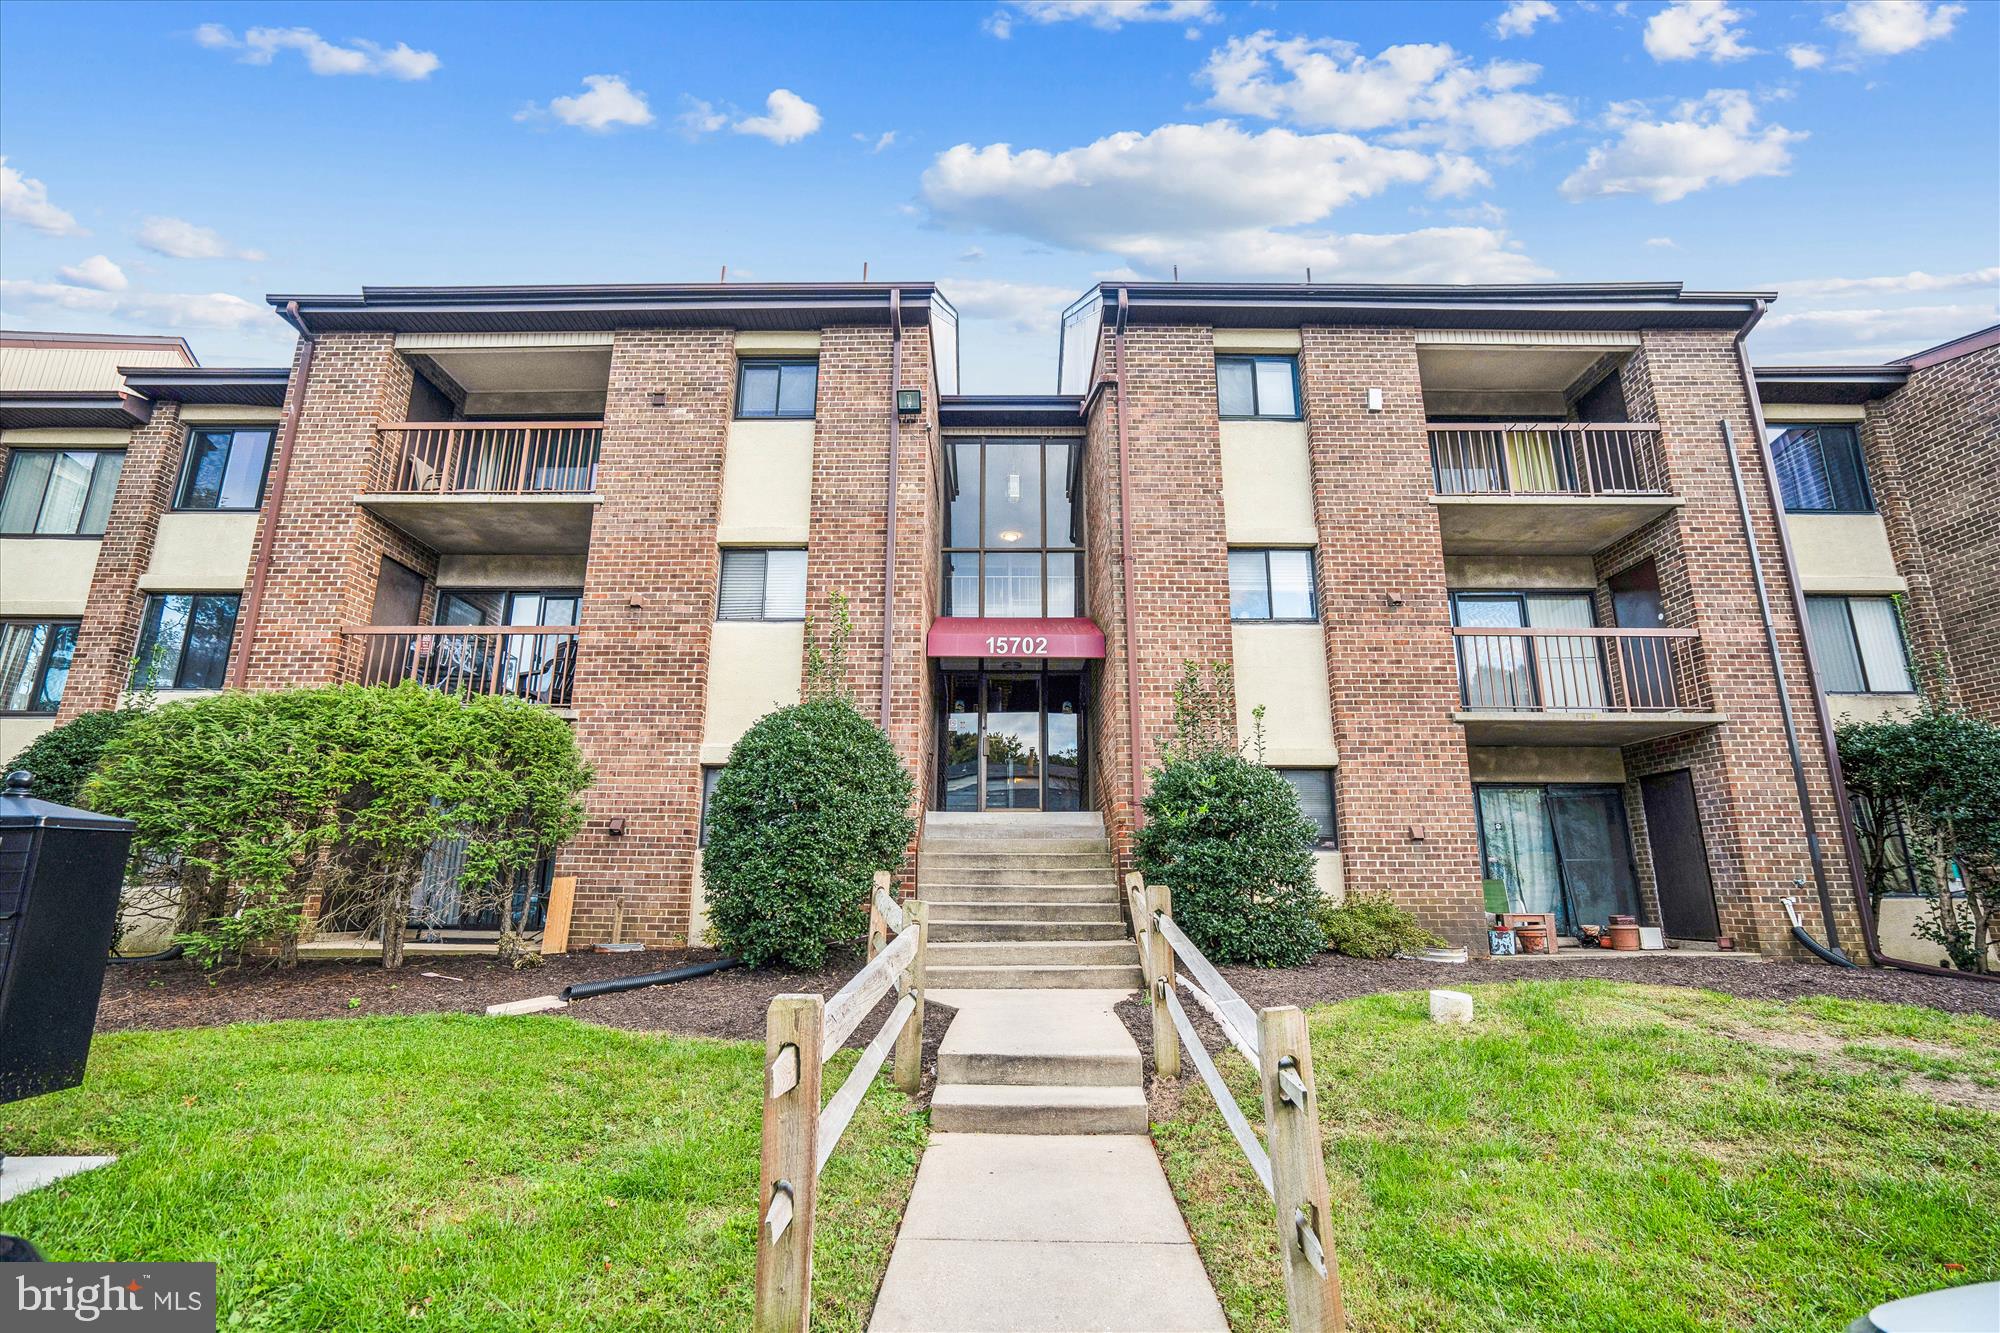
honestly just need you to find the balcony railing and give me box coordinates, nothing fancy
[1429,423,1666,496]
[1453,627,1703,713]
[372,422,601,495]
[345,625,578,708]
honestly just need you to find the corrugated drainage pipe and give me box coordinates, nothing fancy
[560,956,739,1002]
[1784,895,1858,968]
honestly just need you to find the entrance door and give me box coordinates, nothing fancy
[1610,558,1675,708]
[1477,783,1642,935]
[983,674,1043,810]
[938,669,1085,812]
[1639,769,1721,940]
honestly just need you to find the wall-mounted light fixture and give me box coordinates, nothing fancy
[896,388,923,414]
[607,817,627,837]
[1366,387,1384,412]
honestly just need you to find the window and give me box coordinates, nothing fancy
[0,620,79,714]
[718,548,807,621]
[1216,355,1300,420]
[1768,423,1872,513]
[132,593,240,690]
[0,449,124,536]
[1276,769,1338,849]
[1229,549,1317,621]
[1806,595,1913,693]
[699,766,724,847]
[942,437,1083,617]
[736,359,818,419]
[175,426,274,511]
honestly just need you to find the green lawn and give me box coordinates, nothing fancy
[0,1015,925,1332]
[1154,980,2000,1333]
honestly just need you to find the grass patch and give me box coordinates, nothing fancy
[0,1014,924,1331]
[1153,980,2000,1333]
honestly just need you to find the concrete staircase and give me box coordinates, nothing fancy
[920,812,1148,1135]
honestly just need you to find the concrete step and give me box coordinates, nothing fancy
[930,1084,1150,1135]
[920,867,1120,887]
[929,919,1131,943]
[930,939,1140,967]
[927,962,1146,990]
[935,991,1146,1088]
[920,851,1116,871]
[925,811,1103,835]
[926,901,1125,923]
[919,883,1120,905]
[921,837,1115,855]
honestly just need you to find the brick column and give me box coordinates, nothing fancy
[559,328,732,947]
[1299,325,1486,946]
[58,400,185,716]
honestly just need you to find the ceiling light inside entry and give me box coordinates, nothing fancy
[998,528,1024,543]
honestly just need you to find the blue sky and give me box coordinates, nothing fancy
[2,0,1994,390]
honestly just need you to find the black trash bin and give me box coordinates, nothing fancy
[0,769,134,1105]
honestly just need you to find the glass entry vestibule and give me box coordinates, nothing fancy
[1476,783,1642,936]
[939,670,1085,812]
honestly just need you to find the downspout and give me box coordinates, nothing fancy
[229,301,313,688]
[1729,305,1983,978]
[882,288,901,733]
[1113,289,1146,831]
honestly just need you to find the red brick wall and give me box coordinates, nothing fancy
[56,401,186,716]
[1299,326,1487,945]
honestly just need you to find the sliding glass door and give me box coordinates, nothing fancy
[1477,784,1641,935]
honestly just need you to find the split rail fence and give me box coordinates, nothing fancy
[1126,873,1348,1333]
[754,871,927,1333]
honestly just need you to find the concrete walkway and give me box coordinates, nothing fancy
[870,991,1226,1332]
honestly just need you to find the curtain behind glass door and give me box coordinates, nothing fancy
[1547,787,1641,927]
[1477,786,1565,926]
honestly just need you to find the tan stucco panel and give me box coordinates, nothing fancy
[2,716,58,766]
[1220,419,1317,544]
[435,553,589,589]
[1789,513,1904,592]
[1313,850,1345,904]
[1,428,133,447]
[1444,555,1600,591]
[718,419,814,542]
[735,330,823,355]
[1825,692,1920,726]
[702,621,804,754]
[1761,402,1867,424]
[0,537,100,615]
[141,513,258,592]
[1468,746,1626,784]
[1232,623,1338,766]
[178,404,283,425]
[1212,328,1302,353]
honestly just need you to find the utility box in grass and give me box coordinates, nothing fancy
[0,770,134,1105]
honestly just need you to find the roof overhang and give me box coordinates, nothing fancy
[1752,365,1910,405]
[1084,282,1771,334]
[0,391,152,430]
[269,283,952,338]
[120,366,290,408]
[939,395,1084,430]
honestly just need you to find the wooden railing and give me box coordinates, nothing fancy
[1453,627,1703,713]
[372,422,601,495]
[344,625,579,707]
[1127,873,1346,1333]
[1429,423,1666,496]
[756,872,927,1333]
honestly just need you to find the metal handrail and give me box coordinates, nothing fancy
[1452,626,1704,713]
[372,421,602,495]
[1428,422,1667,497]
[342,624,579,707]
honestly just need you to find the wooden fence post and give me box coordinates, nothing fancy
[1148,881,1180,1079]
[867,870,891,962]
[1257,1006,1345,1333]
[893,900,928,1094]
[755,995,824,1333]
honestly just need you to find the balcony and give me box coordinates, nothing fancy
[345,624,579,712]
[1451,626,1723,745]
[1428,424,1682,555]
[357,422,602,554]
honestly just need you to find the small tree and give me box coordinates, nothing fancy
[5,705,147,808]
[705,595,916,968]
[1137,661,1326,966]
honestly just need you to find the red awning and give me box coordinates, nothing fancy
[926,617,1106,660]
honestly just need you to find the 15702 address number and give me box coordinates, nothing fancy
[984,635,1050,655]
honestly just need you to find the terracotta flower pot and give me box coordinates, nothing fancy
[1608,921,1642,951]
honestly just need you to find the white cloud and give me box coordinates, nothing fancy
[0,158,85,236]
[733,89,822,144]
[1755,302,1994,360]
[944,278,1082,333]
[1826,0,1963,56]
[855,131,898,152]
[922,120,1546,282]
[1769,267,1998,298]
[677,97,730,136]
[1643,1,1757,63]
[985,1,1218,37]
[524,75,655,132]
[194,24,439,80]
[1787,44,1827,68]
[1428,153,1494,198]
[1645,235,1678,247]
[1560,90,1804,202]
[0,278,273,331]
[1201,33,1572,151]
[1494,1,1559,38]
[136,215,266,261]
[57,255,127,291]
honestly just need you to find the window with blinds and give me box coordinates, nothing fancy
[1805,595,1913,693]
[717,548,807,621]
[1275,768,1339,849]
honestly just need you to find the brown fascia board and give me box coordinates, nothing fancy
[1,328,196,363]
[1087,281,1773,332]
[267,282,949,336]
[1895,321,2000,370]
[0,390,153,429]
[1752,364,1911,406]
[938,395,1085,429]
[119,365,291,407]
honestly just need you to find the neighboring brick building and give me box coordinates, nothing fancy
[3,291,1992,963]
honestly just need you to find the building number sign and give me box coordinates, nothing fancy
[984,635,1050,655]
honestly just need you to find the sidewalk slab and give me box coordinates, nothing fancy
[0,1155,115,1203]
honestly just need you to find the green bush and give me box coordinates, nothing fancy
[87,684,590,968]
[5,706,144,807]
[1314,892,1447,960]
[704,695,915,969]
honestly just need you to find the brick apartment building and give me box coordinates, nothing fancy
[2,291,1993,962]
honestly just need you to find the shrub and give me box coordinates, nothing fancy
[705,595,915,969]
[5,706,144,808]
[88,684,590,969]
[1314,892,1446,960]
